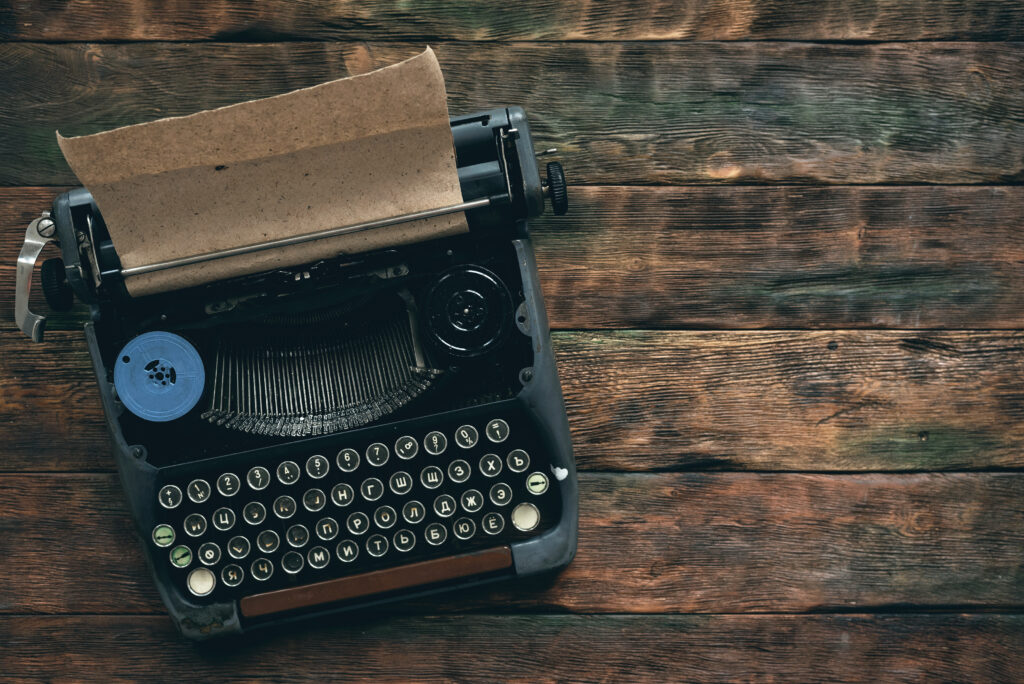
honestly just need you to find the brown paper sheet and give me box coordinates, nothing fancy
[56,48,467,296]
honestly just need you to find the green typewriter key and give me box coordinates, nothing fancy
[152,524,175,548]
[170,545,192,568]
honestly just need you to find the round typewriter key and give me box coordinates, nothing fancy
[511,502,540,532]
[221,564,244,587]
[507,449,530,473]
[424,431,447,455]
[402,500,426,524]
[276,460,300,485]
[212,507,236,532]
[257,529,280,553]
[187,478,211,504]
[152,524,175,548]
[389,471,413,495]
[367,534,389,557]
[286,524,310,548]
[251,558,274,581]
[307,546,330,569]
[447,459,471,484]
[246,466,271,491]
[187,567,216,597]
[455,425,479,449]
[485,418,510,443]
[216,472,240,497]
[526,471,550,495]
[393,529,416,552]
[184,513,207,538]
[489,482,513,507]
[316,517,340,541]
[273,495,297,519]
[425,522,447,546]
[198,541,221,566]
[420,465,444,489]
[306,454,329,479]
[482,512,505,535]
[159,484,182,509]
[303,488,326,512]
[170,545,192,568]
[336,448,360,472]
[460,489,483,513]
[360,477,384,502]
[365,442,389,467]
[330,483,354,507]
[336,539,360,562]
[433,494,456,518]
[281,550,304,575]
[453,517,476,540]
[243,501,267,525]
[395,435,418,459]
[346,511,369,536]
[228,535,251,560]
[479,453,503,478]
[373,505,397,530]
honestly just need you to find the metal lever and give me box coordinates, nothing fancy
[15,213,55,342]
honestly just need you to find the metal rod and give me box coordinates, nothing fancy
[120,197,493,278]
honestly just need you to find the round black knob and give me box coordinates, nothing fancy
[546,161,568,216]
[40,257,74,311]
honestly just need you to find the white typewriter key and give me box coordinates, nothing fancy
[373,505,397,530]
[336,448,360,472]
[198,541,222,566]
[511,502,540,532]
[425,522,447,546]
[221,564,244,587]
[346,511,369,536]
[246,466,270,491]
[420,465,444,489]
[433,494,456,518]
[453,517,476,540]
[276,460,301,485]
[243,501,267,525]
[489,483,513,507]
[227,535,251,560]
[187,567,216,597]
[216,473,240,497]
[306,454,330,479]
[360,477,384,502]
[366,534,389,557]
[187,479,211,504]
[365,442,390,467]
[479,453,503,477]
[393,529,416,552]
[447,459,471,484]
[485,418,510,443]
[424,430,447,455]
[169,545,192,568]
[454,425,479,449]
[152,524,175,547]
[159,484,183,509]
[281,551,304,575]
[460,489,483,513]
[482,512,505,535]
[395,436,419,459]
[184,513,207,537]
[307,546,330,569]
[507,449,530,473]
[526,471,550,495]
[212,507,236,532]
[273,495,297,519]
[389,471,413,495]
[330,483,354,507]
[316,517,340,541]
[336,539,360,562]
[286,524,310,548]
[402,500,426,524]
[251,558,274,581]
[303,488,326,512]
[257,529,280,554]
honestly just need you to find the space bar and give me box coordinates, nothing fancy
[240,546,513,618]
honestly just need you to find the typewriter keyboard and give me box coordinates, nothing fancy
[151,415,562,603]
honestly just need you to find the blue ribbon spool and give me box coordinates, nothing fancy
[113,331,205,422]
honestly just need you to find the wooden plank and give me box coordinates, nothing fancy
[3,1,1022,42]
[2,329,1023,473]
[2,615,1021,682]
[6,186,1024,331]
[1,473,1020,614]
[2,42,1023,186]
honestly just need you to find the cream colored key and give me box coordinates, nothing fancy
[187,567,216,597]
[511,502,540,532]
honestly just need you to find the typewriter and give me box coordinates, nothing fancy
[15,107,576,640]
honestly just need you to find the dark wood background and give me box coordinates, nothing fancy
[2,2,1023,681]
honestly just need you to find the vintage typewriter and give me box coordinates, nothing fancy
[15,107,576,639]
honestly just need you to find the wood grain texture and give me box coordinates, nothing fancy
[3,329,1024,473]
[6,186,1024,331]
[4,1,1024,42]
[1,473,1021,614]
[2,614,1021,683]
[3,42,1023,186]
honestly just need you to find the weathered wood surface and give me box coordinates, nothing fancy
[2,473,1021,614]
[3,330,1024,473]
[2,614,1021,683]
[3,42,1023,186]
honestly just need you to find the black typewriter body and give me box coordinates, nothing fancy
[16,107,576,640]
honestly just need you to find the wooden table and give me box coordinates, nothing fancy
[2,2,1023,681]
